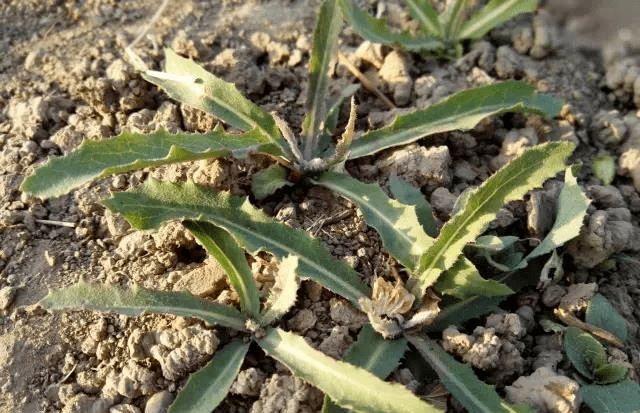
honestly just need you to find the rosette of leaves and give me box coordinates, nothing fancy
[562,295,640,413]
[22,0,586,411]
[339,0,538,53]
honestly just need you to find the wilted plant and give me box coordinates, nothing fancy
[339,0,538,54]
[21,0,587,411]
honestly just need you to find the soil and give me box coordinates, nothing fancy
[1,1,640,413]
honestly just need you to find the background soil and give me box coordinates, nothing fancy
[1,1,640,412]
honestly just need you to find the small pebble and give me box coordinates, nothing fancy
[145,391,175,413]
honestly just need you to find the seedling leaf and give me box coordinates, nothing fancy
[103,179,370,306]
[144,49,285,151]
[409,336,533,413]
[434,256,513,299]
[21,127,278,199]
[338,0,444,52]
[564,326,607,379]
[41,281,246,330]
[306,0,343,157]
[348,81,563,160]
[322,324,409,413]
[316,171,434,270]
[389,177,437,237]
[586,294,629,344]
[258,327,441,413]
[183,221,261,317]
[260,255,300,326]
[593,363,629,385]
[582,379,640,412]
[168,339,249,413]
[413,141,575,297]
[251,164,291,200]
[458,0,538,40]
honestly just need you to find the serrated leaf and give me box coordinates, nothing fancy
[409,336,533,413]
[251,164,291,200]
[40,281,246,330]
[564,326,607,379]
[523,165,589,263]
[586,294,629,344]
[258,327,441,413]
[315,171,434,271]
[325,84,361,136]
[402,0,443,37]
[168,339,249,413]
[338,0,444,52]
[458,0,538,40]
[183,221,260,317]
[593,363,629,385]
[306,0,343,157]
[143,49,286,153]
[103,179,369,306]
[434,256,514,299]
[348,81,562,160]
[389,177,437,237]
[413,141,575,297]
[260,255,300,325]
[322,324,409,413]
[593,154,616,185]
[20,127,277,199]
[582,379,640,412]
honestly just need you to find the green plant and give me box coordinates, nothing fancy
[339,0,538,54]
[561,294,640,413]
[21,0,586,411]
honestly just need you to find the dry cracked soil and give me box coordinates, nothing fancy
[1,0,640,412]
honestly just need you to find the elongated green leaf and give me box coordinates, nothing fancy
[322,324,409,413]
[586,294,629,344]
[389,178,437,237]
[565,327,607,380]
[434,256,513,299]
[582,379,640,412]
[458,0,538,40]
[41,281,246,330]
[338,0,444,52]
[348,81,563,160]
[523,165,589,262]
[143,49,286,154]
[440,0,467,41]
[183,221,261,317]
[408,336,533,413]
[258,327,441,413]
[260,255,300,326]
[427,295,503,332]
[251,164,291,200]
[315,171,433,271]
[306,0,343,158]
[168,339,249,413]
[413,141,575,297]
[103,179,369,306]
[20,127,277,199]
[402,0,443,37]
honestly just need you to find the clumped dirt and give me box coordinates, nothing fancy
[1,1,640,412]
